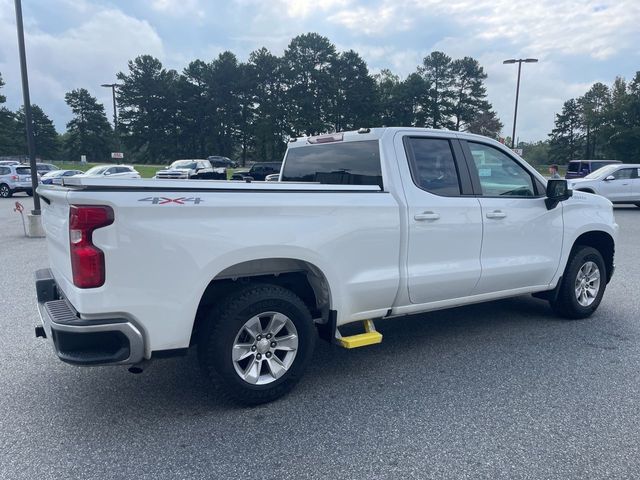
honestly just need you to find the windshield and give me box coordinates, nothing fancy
[585,164,617,179]
[170,160,198,169]
[85,166,109,175]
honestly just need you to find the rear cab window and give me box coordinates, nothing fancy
[16,167,32,175]
[567,162,580,173]
[281,140,383,189]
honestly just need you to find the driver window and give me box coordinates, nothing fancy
[468,142,535,197]
[612,168,635,180]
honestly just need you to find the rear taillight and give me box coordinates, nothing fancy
[11,175,18,181]
[69,205,114,288]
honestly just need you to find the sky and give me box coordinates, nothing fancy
[0,0,639,142]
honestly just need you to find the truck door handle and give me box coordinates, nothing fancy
[414,211,440,221]
[486,210,506,219]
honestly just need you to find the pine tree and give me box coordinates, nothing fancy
[15,105,60,159]
[420,51,455,129]
[0,72,23,155]
[283,33,337,136]
[549,99,583,161]
[451,57,490,132]
[63,88,113,162]
[116,55,180,163]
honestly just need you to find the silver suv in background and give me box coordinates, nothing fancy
[0,164,37,197]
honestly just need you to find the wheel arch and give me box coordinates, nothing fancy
[572,231,615,283]
[190,258,333,345]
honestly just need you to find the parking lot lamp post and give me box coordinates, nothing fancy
[101,83,120,152]
[503,58,538,149]
[14,0,40,214]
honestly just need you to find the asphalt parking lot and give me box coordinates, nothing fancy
[1,195,639,480]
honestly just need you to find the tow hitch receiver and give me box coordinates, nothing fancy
[35,325,46,339]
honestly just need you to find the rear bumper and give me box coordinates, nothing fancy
[34,268,145,366]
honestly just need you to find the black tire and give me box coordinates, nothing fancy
[550,246,607,319]
[0,184,12,198]
[198,283,316,406]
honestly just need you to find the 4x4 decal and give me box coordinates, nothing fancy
[138,197,204,205]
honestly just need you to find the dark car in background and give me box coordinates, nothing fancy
[565,159,622,179]
[237,162,282,181]
[207,156,238,169]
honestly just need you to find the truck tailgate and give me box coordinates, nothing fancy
[39,188,73,289]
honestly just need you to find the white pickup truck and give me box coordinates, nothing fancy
[34,127,617,405]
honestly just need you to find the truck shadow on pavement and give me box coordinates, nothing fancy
[36,292,625,419]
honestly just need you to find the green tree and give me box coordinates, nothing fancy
[0,72,23,155]
[374,69,401,127]
[63,88,113,162]
[176,59,211,158]
[578,82,610,159]
[116,55,180,163]
[330,50,377,132]
[205,51,243,158]
[466,109,503,139]
[420,51,455,129]
[451,57,490,131]
[248,48,288,162]
[15,105,59,159]
[283,33,337,136]
[549,99,583,161]
[519,140,551,165]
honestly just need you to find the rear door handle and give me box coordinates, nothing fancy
[414,211,440,221]
[485,210,506,219]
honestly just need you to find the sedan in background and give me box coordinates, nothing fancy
[569,163,640,206]
[34,163,59,174]
[40,169,85,184]
[80,165,141,179]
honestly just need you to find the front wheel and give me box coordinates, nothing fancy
[198,284,316,405]
[550,246,606,319]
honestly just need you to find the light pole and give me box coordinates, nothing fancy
[14,0,40,215]
[503,58,538,149]
[101,83,120,152]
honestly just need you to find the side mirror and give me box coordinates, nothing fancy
[604,175,615,181]
[545,179,572,210]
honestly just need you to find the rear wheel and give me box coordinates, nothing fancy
[198,283,316,405]
[550,246,606,319]
[0,184,12,198]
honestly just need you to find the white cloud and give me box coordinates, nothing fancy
[0,0,164,131]
[326,0,640,59]
[149,0,205,19]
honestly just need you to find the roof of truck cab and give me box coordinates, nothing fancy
[287,127,504,148]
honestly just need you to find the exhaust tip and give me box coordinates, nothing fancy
[128,366,144,374]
